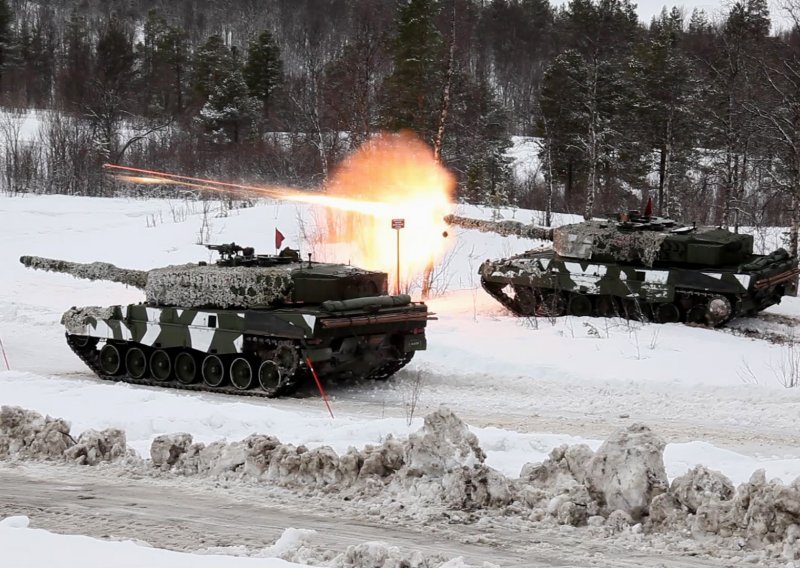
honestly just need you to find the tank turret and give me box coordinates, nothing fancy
[446,210,799,326]
[20,243,386,309]
[20,244,430,397]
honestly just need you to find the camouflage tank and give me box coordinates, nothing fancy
[20,244,431,396]
[445,211,799,326]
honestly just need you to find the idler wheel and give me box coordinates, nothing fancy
[706,295,733,327]
[125,347,148,379]
[150,349,172,381]
[230,357,254,390]
[567,294,592,317]
[594,295,618,318]
[99,344,123,375]
[654,303,681,323]
[202,355,225,387]
[258,360,282,394]
[175,352,197,385]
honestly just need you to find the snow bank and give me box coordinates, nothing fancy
[5,404,800,563]
[0,406,130,465]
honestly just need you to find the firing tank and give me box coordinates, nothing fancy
[20,244,431,396]
[445,211,799,326]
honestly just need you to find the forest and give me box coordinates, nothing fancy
[0,0,799,248]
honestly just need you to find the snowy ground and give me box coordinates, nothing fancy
[2,194,800,565]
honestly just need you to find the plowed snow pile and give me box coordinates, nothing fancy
[3,404,800,565]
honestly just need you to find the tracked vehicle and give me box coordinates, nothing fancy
[20,244,431,396]
[446,210,799,326]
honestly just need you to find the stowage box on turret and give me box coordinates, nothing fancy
[446,211,799,326]
[20,244,431,396]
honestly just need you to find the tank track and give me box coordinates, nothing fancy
[65,334,415,398]
[481,280,522,315]
[480,277,736,326]
[367,352,415,381]
[66,333,299,398]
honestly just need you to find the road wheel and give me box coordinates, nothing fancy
[99,344,123,375]
[175,352,197,385]
[202,355,225,387]
[230,357,254,390]
[654,303,681,323]
[567,294,592,317]
[150,349,171,381]
[594,295,617,318]
[125,347,148,379]
[258,360,282,394]
[687,304,708,325]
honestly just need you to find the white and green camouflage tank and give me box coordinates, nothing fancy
[20,244,431,397]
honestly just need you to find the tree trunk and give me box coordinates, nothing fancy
[583,57,599,221]
[422,1,456,300]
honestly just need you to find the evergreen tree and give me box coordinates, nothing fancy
[198,68,259,143]
[192,34,233,102]
[381,0,444,139]
[96,16,135,91]
[137,10,188,114]
[59,11,93,108]
[243,30,283,112]
[0,0,11,90]
[462,76,513,206]
[634,7,700,217]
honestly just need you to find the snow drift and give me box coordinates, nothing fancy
[3,404,800,562]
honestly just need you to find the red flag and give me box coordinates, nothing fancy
[644,197,653,218]
[275,228,285,250]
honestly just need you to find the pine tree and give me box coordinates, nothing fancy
[198,68,259,144]
[0,0,11,90]
[381,0,444,139]
[634,7,700,217]
[243,30,283,112]
[96,16,135,91]
[59,11,93,108]
[192,34,232,102]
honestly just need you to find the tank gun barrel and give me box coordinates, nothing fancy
[443,214,554,241]
[19,255,149,289]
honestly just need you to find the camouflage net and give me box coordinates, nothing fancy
[443,214,554,241]
[553,221,667,267]
[61,306,119,334]
[20,255,298,309]
[19,256,148,289]
[145,264,296,308]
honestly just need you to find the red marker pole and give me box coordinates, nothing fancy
[305,357,334,419]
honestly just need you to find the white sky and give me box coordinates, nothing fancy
[549,0,793,30]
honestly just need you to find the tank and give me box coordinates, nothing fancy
[445,211,799,326]
[20,243,431,396]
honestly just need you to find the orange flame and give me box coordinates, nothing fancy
[106,132,455,290]
[323,132,455,290]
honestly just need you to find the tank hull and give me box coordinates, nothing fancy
[480,249,799,326]
[64,298,428,396]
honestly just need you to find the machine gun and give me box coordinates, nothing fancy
[205,242,301,267]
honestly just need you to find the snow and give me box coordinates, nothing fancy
[0,516,310,568]
[2,193,800,559]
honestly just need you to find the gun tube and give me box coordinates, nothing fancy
[19,256,149,289]
[443,214,554,241]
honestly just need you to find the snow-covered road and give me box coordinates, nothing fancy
[2,194,800,566]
